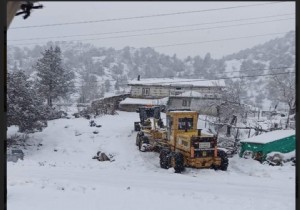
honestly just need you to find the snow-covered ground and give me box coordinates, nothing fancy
[7,111,295,210]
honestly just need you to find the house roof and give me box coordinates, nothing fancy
[128,78,225,87]
[175,91,220,98]
[179,91,203,97]
[119,97,168,105]
[240,130,295,144]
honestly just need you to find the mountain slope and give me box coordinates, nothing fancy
[7,31,295,107]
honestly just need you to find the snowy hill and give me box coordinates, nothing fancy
[220,31,295,109]
[7,111,295,210]
[7,31,295,107]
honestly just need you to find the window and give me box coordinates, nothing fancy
[180,139,189,147]
[182,99,191,107]
[142,88,150,96]
[178,118,193,130]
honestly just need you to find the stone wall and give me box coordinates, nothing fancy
[85,94,130,116]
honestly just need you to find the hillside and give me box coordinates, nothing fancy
[7,31,295,108]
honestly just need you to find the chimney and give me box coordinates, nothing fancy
[137,75,140,81]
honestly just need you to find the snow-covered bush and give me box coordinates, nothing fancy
[265,151,295,166]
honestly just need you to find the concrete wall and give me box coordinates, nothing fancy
[168,97,220,116]
[119,104,142,112]
[90,94,130,115]
[130,86,170,99]
[130,85,222,99]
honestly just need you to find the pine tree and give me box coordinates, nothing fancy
[34,46,75,106]
[7,71,48,133]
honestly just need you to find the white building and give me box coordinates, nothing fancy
[128,78,225,99]
[120,78,226,114]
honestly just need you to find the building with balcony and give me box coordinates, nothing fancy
[119,78,225,114]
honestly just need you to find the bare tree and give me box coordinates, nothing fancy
[215,80,248,127]
[267,72,295,128]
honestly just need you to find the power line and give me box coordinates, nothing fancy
[8,27,292,47]
[122,66,295,81]
[8,13,294,42]
[25,70,294,90]
[10,2,283,29]
[191,66,294,76]
[153,31,290,49]
[71,69,295,86]
[71,70,294,87]
[122,71,295,86]
[40,67,295,87]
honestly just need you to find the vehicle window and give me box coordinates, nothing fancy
[178,118,193,130]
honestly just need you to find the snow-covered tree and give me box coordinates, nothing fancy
[208,80,248,137]
[34,46,75,107]
[7,71,48,133]
[78,74,104,103]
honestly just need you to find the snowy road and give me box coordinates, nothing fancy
[7,111,295,210]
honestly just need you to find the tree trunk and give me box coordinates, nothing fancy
[285,106,291,129]
[47,96,52,107]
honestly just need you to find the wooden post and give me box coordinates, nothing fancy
[235,128,239,140]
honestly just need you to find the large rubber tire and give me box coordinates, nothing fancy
[159,149,171,169]
[172,152,185,173]
[217,150,229,171]
[136,132,144,146]
[138,140,143,151]
[138,136,149,152]
[134,122,141,131]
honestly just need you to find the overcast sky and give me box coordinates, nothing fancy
[8,1,295,59]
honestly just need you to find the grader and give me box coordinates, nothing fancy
[135,110,228,173]
[134,106,163,131]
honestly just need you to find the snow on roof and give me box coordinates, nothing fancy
[120,97,168,105]
[240,130,295,144]
[128,78,225,87]
[169,110,196,113]
[179,91,203,97]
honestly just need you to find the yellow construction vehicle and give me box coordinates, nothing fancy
[134,106,163,131]
[135,110,228,173]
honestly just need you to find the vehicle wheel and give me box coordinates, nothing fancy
[172,152,185,173]
[136,132,144,146]
[134,122,141,131]
[217,150,229,171]
[136,135,139,146]
[210,164,218,170]
[159,149,171,169]
[138,136,149,152]
[138,139,143,151]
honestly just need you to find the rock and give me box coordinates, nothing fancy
[94,151,111,161]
